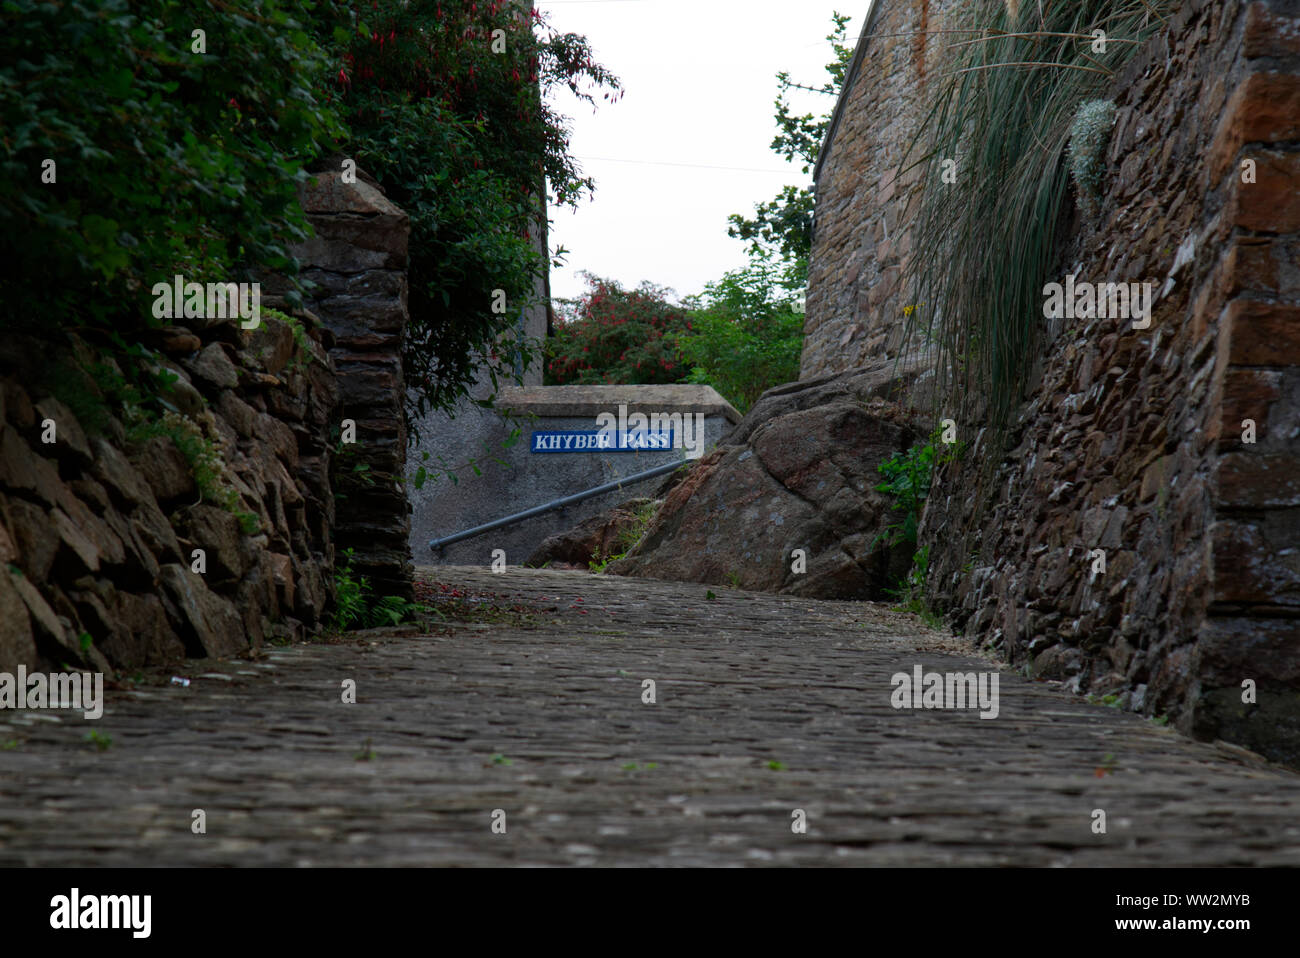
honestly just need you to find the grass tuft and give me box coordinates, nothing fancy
[900,0,1173,433]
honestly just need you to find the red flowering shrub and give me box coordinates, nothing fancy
[545,274,691,386]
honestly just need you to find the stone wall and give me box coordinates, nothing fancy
[0,163,419,676]
[0,308,337,674]
[801,0,964,379]
[291,167,414,599]
[918,0,1300,764]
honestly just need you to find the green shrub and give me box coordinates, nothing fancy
[872,431,964,621]
[873,435,950,551]
[0,0,341,340]
[330,548,432,630]
[1,1,618,441]
[678,253,804,413]
[325,1,621,435]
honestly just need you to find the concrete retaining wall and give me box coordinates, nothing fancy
[409,385,739,566]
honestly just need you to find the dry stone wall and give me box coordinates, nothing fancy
[0,309,337,674]
[799,0,1300,762]
[918,0,1300,764]
[0,164,416,675]
[290,167,414,600]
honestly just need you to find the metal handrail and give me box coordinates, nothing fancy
[428,459,687,553]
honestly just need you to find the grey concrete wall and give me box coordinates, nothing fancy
[408,385,739,567]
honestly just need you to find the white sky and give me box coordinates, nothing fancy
[538,0,868,303]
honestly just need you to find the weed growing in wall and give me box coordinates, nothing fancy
[330,548,436,632]
[873,430,964,624]
[588,500,659,573]
[1068,99,1118,216]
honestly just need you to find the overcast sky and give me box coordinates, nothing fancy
[538,0,869,303]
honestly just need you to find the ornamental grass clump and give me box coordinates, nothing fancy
[901,0,1174,433]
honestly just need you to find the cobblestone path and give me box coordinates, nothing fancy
[2,567,1298,866]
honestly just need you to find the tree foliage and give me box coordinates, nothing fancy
[1,0,618,440]
[726,12,854,266]
[0,0,342,338]
[678,254,804,413]
[326,1,621,431]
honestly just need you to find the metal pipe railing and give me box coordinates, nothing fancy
[428,459,687,553]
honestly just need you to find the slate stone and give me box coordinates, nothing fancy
[160,563,247,658]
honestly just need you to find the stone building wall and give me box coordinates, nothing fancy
[918,0,1300,764]
[801,0,964,379]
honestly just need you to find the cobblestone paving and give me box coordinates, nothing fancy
[2,567,1298,866]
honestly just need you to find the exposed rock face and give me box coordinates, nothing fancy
[525,498,658,569]
[609,363,926,598]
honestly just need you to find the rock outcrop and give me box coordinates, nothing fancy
[525,497,659,569]
[609,363,928,598]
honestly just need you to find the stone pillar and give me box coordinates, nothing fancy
[293,168,414,599]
